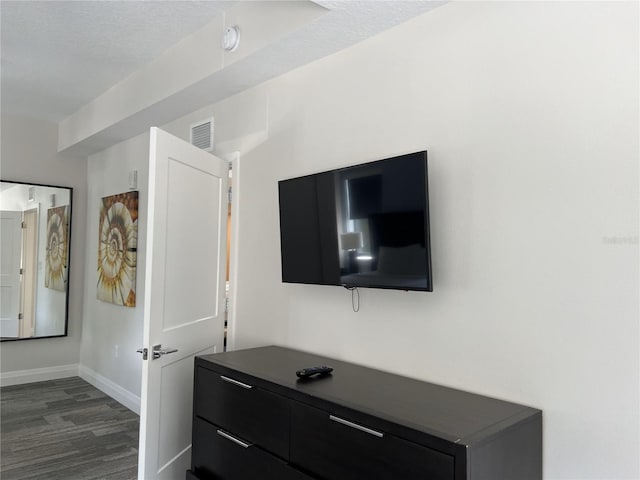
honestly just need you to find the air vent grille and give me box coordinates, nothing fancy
[190,118,214,151]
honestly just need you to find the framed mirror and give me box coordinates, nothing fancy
[0,180,72,341]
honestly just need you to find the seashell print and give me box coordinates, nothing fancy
[97,191,138,307]
[45,205,69,291]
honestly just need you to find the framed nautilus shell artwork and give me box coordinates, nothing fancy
[45,205,69,291]
[97,191,138,307]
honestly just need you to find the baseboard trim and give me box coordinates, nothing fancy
[0,364,79,387]
[78,365,141,415]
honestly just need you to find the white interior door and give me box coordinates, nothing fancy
[138,127,228,480]
[0,211,23,338]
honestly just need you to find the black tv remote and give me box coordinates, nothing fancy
[296,366,333,378]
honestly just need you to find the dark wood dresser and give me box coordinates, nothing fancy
[188,345,542,480]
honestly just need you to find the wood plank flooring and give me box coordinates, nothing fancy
[1,377,139,480]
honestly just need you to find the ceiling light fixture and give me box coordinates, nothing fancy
[223,26,240,52]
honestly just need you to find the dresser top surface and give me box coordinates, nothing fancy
[197,345,539,443]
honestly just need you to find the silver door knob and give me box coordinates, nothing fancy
[152,344,178,360]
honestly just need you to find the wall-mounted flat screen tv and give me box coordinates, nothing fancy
[278,151,432,292]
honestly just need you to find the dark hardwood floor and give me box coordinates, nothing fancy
[1,377,139,480]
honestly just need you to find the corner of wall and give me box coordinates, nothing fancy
[78,364,140,415]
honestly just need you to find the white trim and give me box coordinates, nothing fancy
[0,363,78,387]
[78,364,141,415]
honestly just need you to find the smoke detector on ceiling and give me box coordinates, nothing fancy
[223,26,240,52]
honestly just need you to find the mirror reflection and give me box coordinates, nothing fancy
[0,180,72,341]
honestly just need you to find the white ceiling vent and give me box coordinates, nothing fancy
[190,118,214,151]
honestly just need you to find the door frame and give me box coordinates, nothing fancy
[223,151,240,351]
[19,207,39,338]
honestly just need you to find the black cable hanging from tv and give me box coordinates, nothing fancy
[344,286,360,312]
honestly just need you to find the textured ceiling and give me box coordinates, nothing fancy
[1,0,445,139]
[1,1,234,122]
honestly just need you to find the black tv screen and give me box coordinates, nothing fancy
[278,151,432,292]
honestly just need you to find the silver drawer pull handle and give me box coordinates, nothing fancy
[220,375,253,389]
[216,429,252,448]
[329,415,384,438]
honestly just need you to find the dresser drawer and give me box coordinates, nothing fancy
[192,417,313,480]
[290,402,454,480]
[194,366,290,459]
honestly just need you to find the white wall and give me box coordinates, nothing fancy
[0,114,87,375]
[163,2,639,479]
[78,132,149,412]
